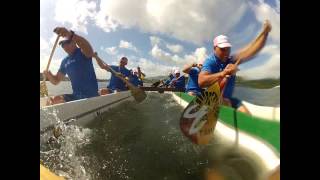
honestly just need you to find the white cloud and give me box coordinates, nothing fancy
[166,44,184,53]
[95,0,249,44]
[237,45,280,79]
[40,53,62,74]
[104,46,118,55]
[54,0,97,34]
[40,37,49,50]
[248,0,280,43]
[150,36,162,46]
[119,40,138,52]
[135,58,173,77]
[150,43,208,67]
[151,44,173,62]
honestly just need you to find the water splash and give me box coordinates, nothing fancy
[40,92,262,180]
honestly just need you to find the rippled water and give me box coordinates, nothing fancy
[40,93,263,180]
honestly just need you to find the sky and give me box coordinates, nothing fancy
[40,0,280,80]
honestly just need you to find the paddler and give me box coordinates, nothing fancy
[159,71,174,88]
[43,27,99,105]
[169,69,186,90]
[129,68,143,87]
[93,53,131,95]
[198,20,272,114]
[182,58,205,96]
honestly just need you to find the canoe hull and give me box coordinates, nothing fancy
[40,91,134,131]
[171,92,280,177]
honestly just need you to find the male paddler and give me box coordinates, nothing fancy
[183,58,205,96]
[43,27,99,105]
[93,53,131,95]
[169,69,186,90]
[198,20,272,114]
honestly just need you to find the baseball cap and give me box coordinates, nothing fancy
[213,35,232,48]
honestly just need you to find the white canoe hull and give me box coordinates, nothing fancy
[40,91,134,132]
[171,92,280,178]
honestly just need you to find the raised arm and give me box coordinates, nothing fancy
[182,63,197,74]
[93,52,110,71]
[233,20,272,64]
[54,27,94,58]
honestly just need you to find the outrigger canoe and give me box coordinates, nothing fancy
[40,90,280,179]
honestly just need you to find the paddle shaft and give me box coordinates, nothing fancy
[219,58,241,92]
[42,35,60,83]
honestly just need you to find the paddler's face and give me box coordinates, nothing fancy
[119,59,128,67]
[214,46,231,62]
[175,73,180,78]
[198,64,203,69]
[62,42,77,55]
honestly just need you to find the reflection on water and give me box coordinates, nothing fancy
[41,92,262,180]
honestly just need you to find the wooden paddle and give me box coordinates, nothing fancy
[40,35,61,97]
[94,53,147,103]
[179,58,242,145]
[218,58,242,145]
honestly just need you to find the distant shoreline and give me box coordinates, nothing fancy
[40,73,279,89]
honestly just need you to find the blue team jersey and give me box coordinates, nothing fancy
[107,65,131,91]
[170,75,186,89]
[58,48,98,98]
[129,74,143,86]
[201,54,236,98]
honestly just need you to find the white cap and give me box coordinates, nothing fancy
[174,69,180,74]
[132,68,138,73]
[213,35,232,48]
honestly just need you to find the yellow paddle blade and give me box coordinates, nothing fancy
[140,74,145,80]
[40,81,48,97]
[40,164,65,180]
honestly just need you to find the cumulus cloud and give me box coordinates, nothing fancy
[150,36,162,46]
[150,42,208,68]
[94,0,249,44]
[54,0,97,34]
[119,40,139,52]
[135,58,174,77]
[104,46,118,55]
[248,0,280,43]
[40,37,49,50]
[237,44,280,79]
[166,44,184,53]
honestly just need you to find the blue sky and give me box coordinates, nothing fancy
[40,0,280,80]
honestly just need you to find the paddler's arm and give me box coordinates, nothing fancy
[182,63,197,74]
[233,20,272,64]
[54,27,94,58]
[198,64,237,88]
[43,70,65,85]
[93,52,111,71]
